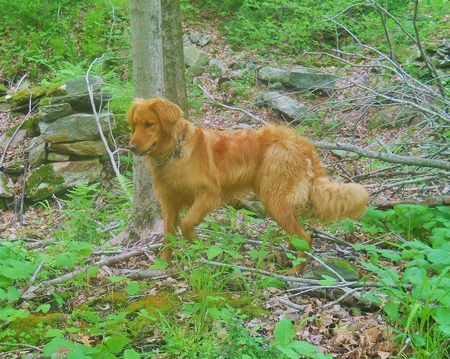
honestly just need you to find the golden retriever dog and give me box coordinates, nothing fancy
[128,97,369,272]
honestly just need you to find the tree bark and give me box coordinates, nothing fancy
[161,0,188,113]
[112,0,187,246]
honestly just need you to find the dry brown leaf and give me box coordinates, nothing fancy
[362,326,379,344]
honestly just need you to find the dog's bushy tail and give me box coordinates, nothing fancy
[309,177,369,223]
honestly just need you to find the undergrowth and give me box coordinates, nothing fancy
[1,181,450,357]
[355,204,450,358]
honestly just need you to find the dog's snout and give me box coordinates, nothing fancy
[129,142,138,153]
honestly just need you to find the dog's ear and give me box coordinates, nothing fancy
[152,98,183,133]
[126,98,145,132]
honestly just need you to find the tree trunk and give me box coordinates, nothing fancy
[161,0,188,114]
[111,0,187,246]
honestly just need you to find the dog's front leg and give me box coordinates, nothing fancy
[179,192,221,241]
[160,203,179,263]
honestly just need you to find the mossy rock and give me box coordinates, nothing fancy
[304,258,361,281]
[0,83,7,95]
[46,83,66,97]
[25,159,102,201]
[0,172,14,198]
[6,115,39,137]
[6,87,48,108]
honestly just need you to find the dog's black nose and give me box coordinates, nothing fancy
[129,142,138,153]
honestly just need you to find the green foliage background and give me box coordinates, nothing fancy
[1,0,448,83]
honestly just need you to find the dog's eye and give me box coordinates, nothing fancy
[145,122,153,128]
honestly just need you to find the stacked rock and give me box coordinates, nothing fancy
[26,76,115,201]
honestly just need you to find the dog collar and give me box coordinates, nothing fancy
[154,130,185,166]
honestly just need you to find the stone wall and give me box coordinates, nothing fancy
[0,76,115,207]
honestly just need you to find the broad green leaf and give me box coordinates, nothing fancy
[36,304,51,313]
[105,336,132,354]
[43,337,74,357]
[107,276,126,283]
[318,275,337,286]
[274,318,294,347]
[150,258,169,270]
[288,340,318,355]
[290,237,310,251]
[249,249,259,259]
[260,276,286,289]
[1,259,36,278]
[44,328,65,338]
[6,287,20,301]
[276,346,300,359]
[67,242,94,256]
[124,349,141,359]
[86,266,100,277]
[55,254,75,269]
[206,245,223,260]
[126,281,140,295]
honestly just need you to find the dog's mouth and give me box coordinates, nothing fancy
[134,142,157,156]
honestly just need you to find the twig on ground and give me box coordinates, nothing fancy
[310,140,450,171]
[275,297,306,312]
[198,84,270,125]
[21,245,161,299]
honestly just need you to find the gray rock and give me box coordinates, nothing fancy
[39,103,74,123]
[47,152,71,162]
[66,76,103,95]
[184,45,211,67]
[259,66,336,90]
[262,91,313,120]
[0,172,13,198]
[209,59,226,78]
[189,33,200,44]
[189,33,212,47]
[49,140,107,157]
[188,64,205,77]
[25,159,102,201]
[198,34,213,47]
[42,112,115,144]
[28,136,47,168]
[46,92,114,112]
[0,129,28,149]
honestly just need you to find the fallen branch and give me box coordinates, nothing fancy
[21,245,160,300]
[311,140,450,170]
[376,196,450,209]
[198,84,270,125]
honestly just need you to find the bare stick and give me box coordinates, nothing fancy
[198,84,270,125]
[85,57,132,201]
[311,140,450,170]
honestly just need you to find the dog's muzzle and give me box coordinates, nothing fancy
[129,142,156,156]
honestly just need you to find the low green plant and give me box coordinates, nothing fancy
[141,303,330,359]
[55,181,131,245]
[356,204,450,358]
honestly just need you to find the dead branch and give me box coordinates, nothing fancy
[86,57,132,202]
[198,84,270,125]
[376,196,450,209]
[21,246,160,300]
[311,140,450,170]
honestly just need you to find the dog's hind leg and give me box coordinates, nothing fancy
[260,193,312,273]
[257,150,314,272]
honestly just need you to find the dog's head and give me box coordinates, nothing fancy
[127,97,183,156]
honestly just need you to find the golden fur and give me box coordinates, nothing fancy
[128,97,369,271]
